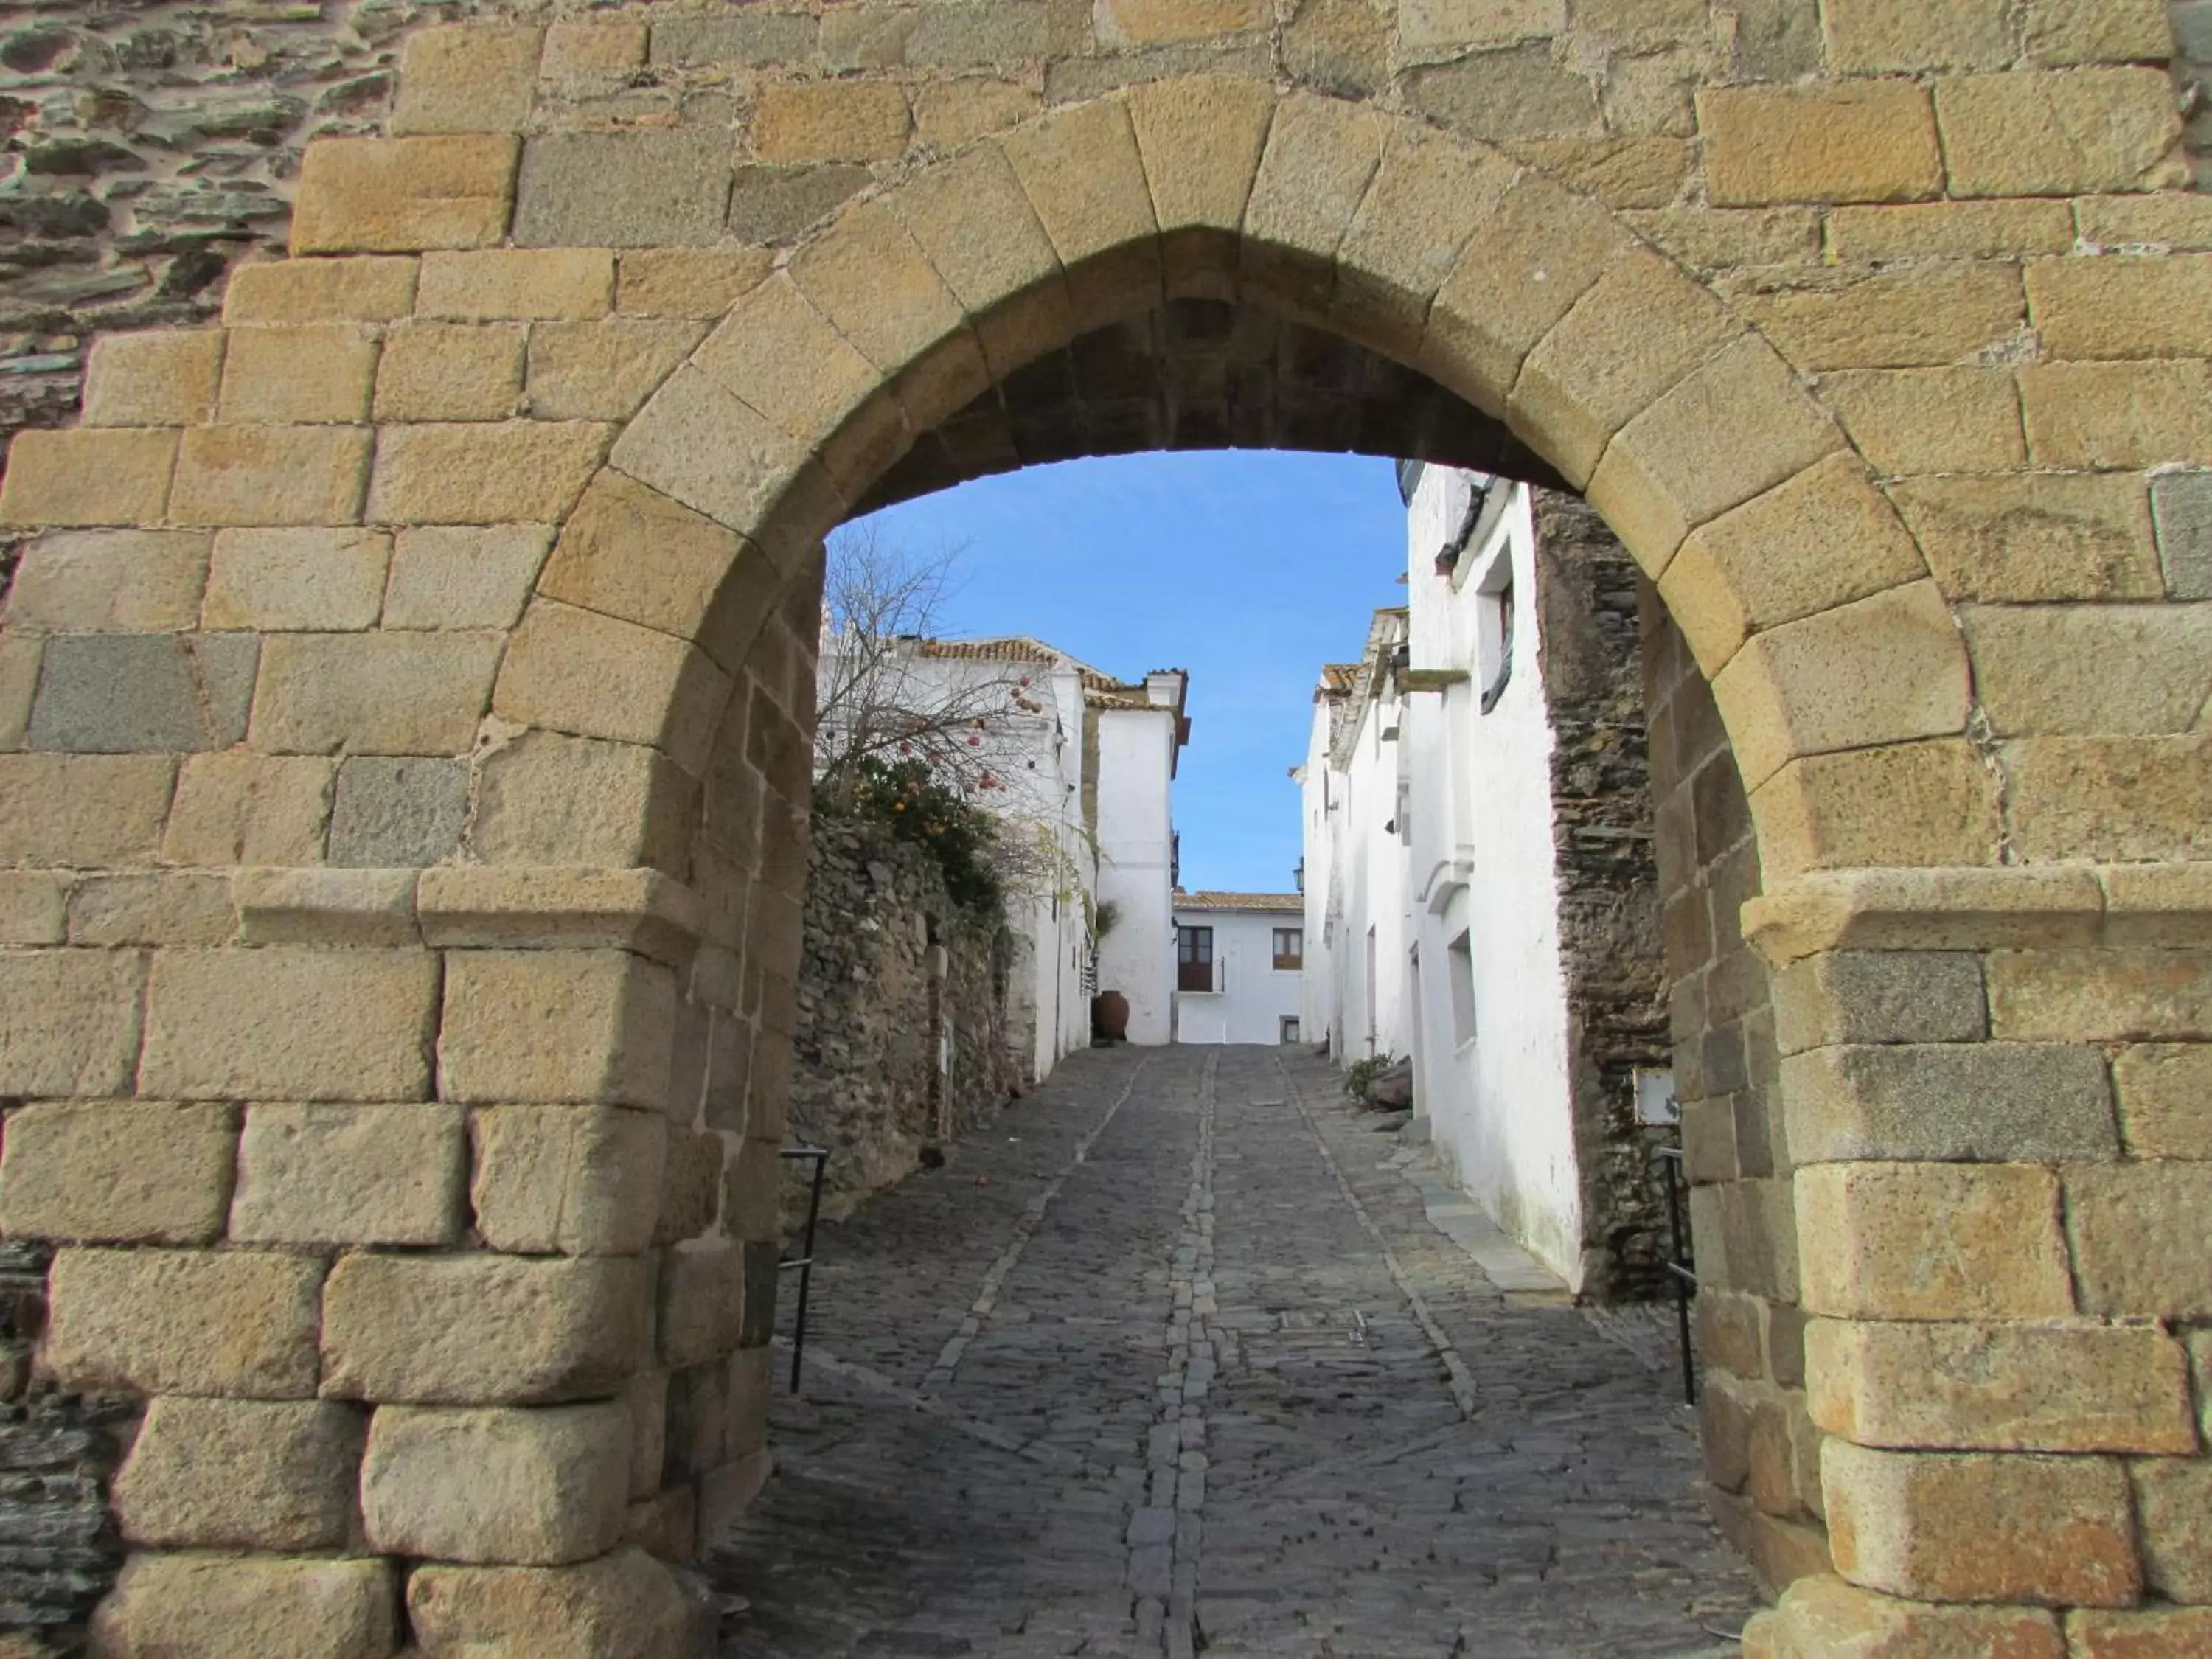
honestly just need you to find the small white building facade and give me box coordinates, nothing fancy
[1087,669,1189,1047]
[815,635,1186,1077]
[1169,892,1306,1045]
[1299,467,1670,1299]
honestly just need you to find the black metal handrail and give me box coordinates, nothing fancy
[778,1144,830,1393]
[1653,1144,1697,1406]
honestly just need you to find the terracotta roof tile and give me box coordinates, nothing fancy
[1174,890,1304,912]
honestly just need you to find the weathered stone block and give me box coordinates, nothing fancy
[617,248,775,319]
[89,1554,396,1659]
[407,1548,699,1659]
[659,1238,744,1369]
[1823,1441,2140,1607]
[1828,199,2074,262]
[2024,0,2174,62]
[218,325,379,425]
[472,729,695,873]
[140,947,438,1101]
[1808,1318,2196,1454]
[1936,69,2183,197]
[655,1130,723,1245]
[231,866,416,947]
[204,527,389,632]
[1888,473,2161,602]
[170,424,372,527]
[1823,0,2012,69]
[0,948,144,1098]
[394,25,542,136]
[363,1400,630,1565]
[0,872,68,945]
[383,524,549,632]
[514,131,731,249]
[1698,83,1941,206]
[726,163,871,245]
[1796,1159,2070,1327]
[472,1103,666,1255]
[1760,1575,2065,1659]
[376,321,526,422]
[1660,453,1925,673]
[327,754,468,866]
[1966,603,2212,737]
[320,1252,650,1404]
[162,751,333,866]
[2065,1162,2212,1318]
[2151,470,2212,600]
[44,1245,324,1397]
[543,19,647,78]
[1728,264,2025,374]
[1770,952,1985,1054]
[2019,360,2212,470]
[2067,1605,2212,1658]
[2132,1458,2212,1603]
[251,630,503,755]
[1510,250,1741,487]
[2028,254,2212,362]
[1988,948,2212,1041]
[1401,42,1598,142]
[1587,334,1842,569]
[418,249,615,322]
[1783,1042,2115,1164]
[0,428,178,528]
[914,77,1042,148]
[1753,740,2001,879]
[367,420,611,527]
[231,1102,465,1247]
[113,1396,364,1550]
[754,82,911,162]
[2110,1043,2212,1158]
[1711,580,1969,790]
[537,471,748,661]
[494,598,730,779]
[4,529,209,633]
[0,753,173,867]
[526,319,702,422]
[291,134,520,254]
[441,947,676,1110]
[0,1100,234,1245]
[2005,735,2212,862]
[662,1358,727,1478]
[1818,366,2025,477]
[223,256,419,324]
[83,328,224,427]
[25,633,252,754]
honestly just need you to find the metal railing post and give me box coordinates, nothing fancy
[778,1145,830,1393]
[1654,1144,1697,1406]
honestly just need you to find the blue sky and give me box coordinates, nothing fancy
[846,451,1409,895]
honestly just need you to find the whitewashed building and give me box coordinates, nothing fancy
[1298,467,1669,1299]
[1170,891,1307,1045]
[815,634,1186,1075]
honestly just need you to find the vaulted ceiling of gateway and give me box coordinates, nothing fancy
[856,297,1568,513]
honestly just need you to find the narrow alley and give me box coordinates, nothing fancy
[716,1047,1760,1659]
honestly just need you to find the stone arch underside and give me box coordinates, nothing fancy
[0,21,2208,1657]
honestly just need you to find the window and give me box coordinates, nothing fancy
[1475,549,1515,714]
[1447,929,1477,1048]
[1177,925,1215,993]
[1279,1016,1301,1044]
[1272,927,1303,970]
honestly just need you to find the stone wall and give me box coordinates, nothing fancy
[787,812,1021,1223]
[1642,592,1826,1595]
[1530,490,1672,1301]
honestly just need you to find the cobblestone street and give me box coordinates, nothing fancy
[717,1046,1761,1658]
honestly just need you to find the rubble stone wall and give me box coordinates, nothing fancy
[787,811,1021,1224]
[1529,488,1672,1301]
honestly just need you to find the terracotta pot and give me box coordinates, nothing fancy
[1093,990,1130,1043]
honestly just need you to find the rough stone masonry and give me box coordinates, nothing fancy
[2,1,2212,1655]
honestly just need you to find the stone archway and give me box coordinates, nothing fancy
[1,13,2209,1654]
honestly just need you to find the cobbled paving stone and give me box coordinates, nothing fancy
[716,1046,1761,1658]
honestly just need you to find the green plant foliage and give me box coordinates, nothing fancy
[828,757,1006,916]
[1343,1051,1401,1105]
